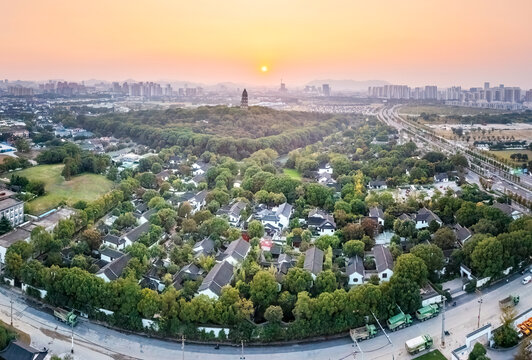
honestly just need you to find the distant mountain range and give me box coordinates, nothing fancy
[305,79,390,91]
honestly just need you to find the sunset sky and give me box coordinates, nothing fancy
[2,0,531,88]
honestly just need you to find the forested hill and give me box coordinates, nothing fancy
[76,106,362,159]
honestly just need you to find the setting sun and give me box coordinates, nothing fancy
[261,65,268,72]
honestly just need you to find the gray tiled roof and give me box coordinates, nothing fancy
[415,208,441,224]
[97,254,131,280]
[373,245,393,272]
[198,260,234,296]
[223,238,250,262]
[123,221,150,242]
[346,255,365,276]
[369,206,384,219]
[304,247,324,276]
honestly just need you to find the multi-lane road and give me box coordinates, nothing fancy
[376,105,532,206]
[0,273,530,360]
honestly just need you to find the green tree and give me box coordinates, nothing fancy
[250,270,278,312]
[410,244,444,279]
[137,288,162,319]
[264,305,283,324]
[0,217,13,235]
[247,220,265,239]
[80,228,102,250]
[468,342,489,360]
[432,227,457,250]
[393,253,428,287]
[315,270,337,293]
[471,237,504,278]
[343,240,365,257]
[283,267,312,294]
[315,235,340,250]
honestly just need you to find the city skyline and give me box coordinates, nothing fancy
[2,0,532,88]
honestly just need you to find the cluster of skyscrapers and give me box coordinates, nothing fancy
[111,81,203,98]
[368,82,532,110]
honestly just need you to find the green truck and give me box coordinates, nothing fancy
[350,324,378,341]
[54,308,78,327]
[415,304,440,321]
[405,334,433,354]
[499,295,519,309]
[387,309,413,331]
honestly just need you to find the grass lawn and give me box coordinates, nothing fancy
[11,164,114,215]
[283,168,302,180]
[413,349,446,360]
[488,149,532,165]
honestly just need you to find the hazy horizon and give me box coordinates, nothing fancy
[2,0,532,89]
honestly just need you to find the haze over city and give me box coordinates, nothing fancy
[2,0,532,88]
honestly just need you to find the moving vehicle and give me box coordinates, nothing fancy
[415,304,440,321]
[387,308,413,331]
[499,295,520,309]
[405,334,433,355]
[522,276,531,285]
[54,308,78,327]
[349,324,378,341]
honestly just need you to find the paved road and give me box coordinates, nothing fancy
[0,273,530,360]
[377,105,532,209]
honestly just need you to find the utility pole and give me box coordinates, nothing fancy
[181,335,185,360]
[10,296,13,326]
[240,340,245,359]
[476,289,483,329]
[352,338,364,360]
[477,298,483,328]
[371,311,392,345]
[70,323,74,354]
[440,298,446,347]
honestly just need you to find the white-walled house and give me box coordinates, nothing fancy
[307,209,336,235]
[222,238,250,266]
[373,245,394,281]
[346,255,365,286]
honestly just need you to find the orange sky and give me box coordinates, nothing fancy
[1,0,531,88]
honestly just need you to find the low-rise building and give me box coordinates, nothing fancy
[368,180,387,190]
[197,260,234,299]
[346,255,365,286]
[96,254,131,282]
[307,208,336,235]
[222,238,250,266]
[304,246,324,280]
[368,206,385,226]
[373,245,394,281]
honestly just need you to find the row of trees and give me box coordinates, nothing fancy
[72,106,359,159]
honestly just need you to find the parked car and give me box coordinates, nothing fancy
[522,276,531,285]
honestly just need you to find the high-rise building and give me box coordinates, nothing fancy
[484,82,490,90]
[525,89,532,102]
[424,86,438,99]
[322,84,331,97]
[240,89,248,108]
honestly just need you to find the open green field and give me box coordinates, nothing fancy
[489,149,532,164]
[399,104,504,117]
[11,164,114,215]
[413,349,446,360]
[283,168,302,180]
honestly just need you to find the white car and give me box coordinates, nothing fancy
[522,276,531,285]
